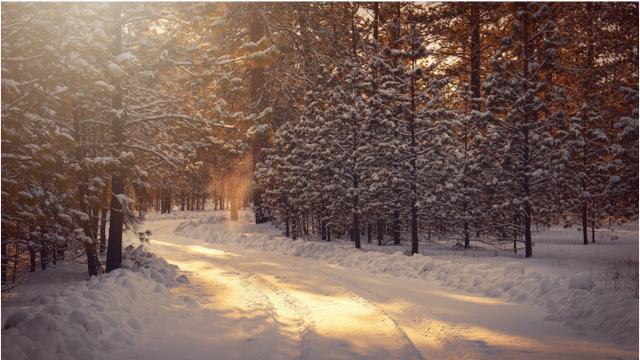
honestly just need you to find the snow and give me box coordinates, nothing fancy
[568,272,595,290]
[107,62,125,77]
[94,81,115,93]
[2,246,182,360]
[3,211,637,360]
[2,78,20,93]
[115,52,138,66]
[172,212,638,348]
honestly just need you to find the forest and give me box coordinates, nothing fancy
[1,2,638,285]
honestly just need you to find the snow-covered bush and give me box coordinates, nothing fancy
[122,244,181,287]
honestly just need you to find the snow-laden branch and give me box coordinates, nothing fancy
[122,144,179,169]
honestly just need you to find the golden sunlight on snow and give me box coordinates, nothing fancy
[143,228,635,360]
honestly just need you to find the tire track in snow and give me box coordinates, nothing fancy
[309,266,427,360]
[145,225,312,359]
[213,250,425,360]
[344,291,426,360]
[210,259,317,360]
[310,264,500,360]
[154,221,423,359]
[160,228,424,360]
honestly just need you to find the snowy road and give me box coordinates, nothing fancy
[117,217,635,360]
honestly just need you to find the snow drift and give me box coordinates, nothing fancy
[1,245,184,360]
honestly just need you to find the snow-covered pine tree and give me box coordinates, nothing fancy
[563,21,613,244]
[483,3,565,257]
[323,63,372,248]
[2,3,119,276]
[557,3,638,242]
[611,87,639,222]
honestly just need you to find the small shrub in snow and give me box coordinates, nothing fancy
[138,230,151,243]
[122,244,181,287]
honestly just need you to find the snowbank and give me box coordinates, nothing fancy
[2,246,184,360]
[176,216,638,346]
[122,244,181,286]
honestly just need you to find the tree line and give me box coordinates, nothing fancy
[1,3,638,283]
[255,3,638,257]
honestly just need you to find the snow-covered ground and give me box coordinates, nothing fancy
[2,211,638,359]
[1,246,182,360]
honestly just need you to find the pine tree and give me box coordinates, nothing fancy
[484,3,565,257]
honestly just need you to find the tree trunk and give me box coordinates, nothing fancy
[393,210,401,245]
[29,246,36,272]
[250,4,269,225]
[161,188,165,212]
[230,192,239,221]
[518,4,533,258]
[470,4,482,103]
[285,216,290,237]
[2,242,7,282]
[582,202,588,245]
[106,3,125,272]
[303,213,309,237]
[524,203,532,257]
[40,246,47,270]
[99,188,108,253]
[464,220,470,249]
[167,188,172,214]
[73,106,99,277]
[85,243,99,276]
[409,24,419,256]
[297,216,304,240]
[100,207,107,253]
[390,4,402,249]
[292,213,298,240]
[411,204,418,255]
[155,188,160,212]
[353,212,361,249]
[465,4,482,249]
[373,3,379,45]
[92,206,100,241]
[321,219,327,241]
[580,16,594,246]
